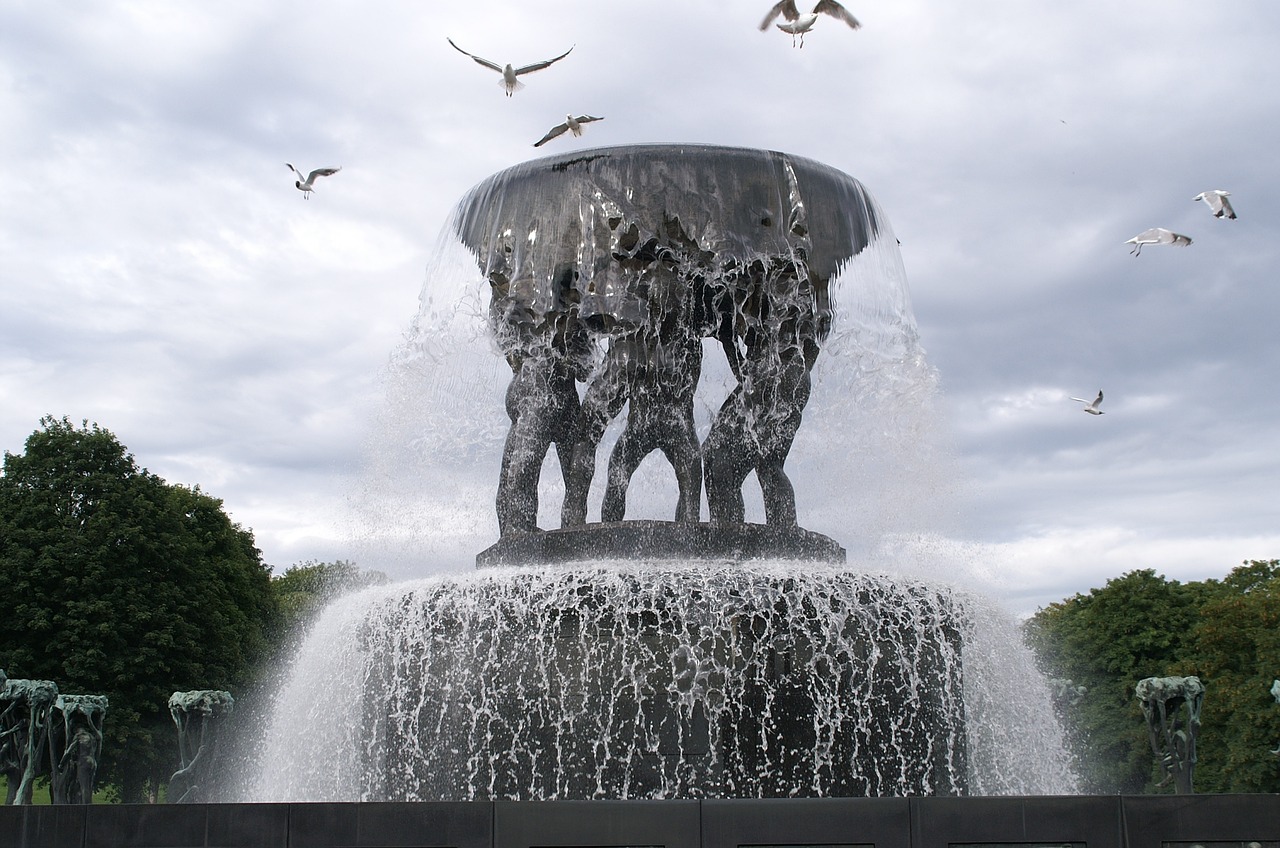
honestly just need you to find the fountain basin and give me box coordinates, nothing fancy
[325,563,970,801]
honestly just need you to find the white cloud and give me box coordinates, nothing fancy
[2,0,1278,606]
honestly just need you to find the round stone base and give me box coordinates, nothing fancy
[476,520,845,567]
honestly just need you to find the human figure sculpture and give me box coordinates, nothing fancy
[565,226,710,526]
[1135,675,1204,794]
[704,257,826,527]
[48,694,107,804]
[489,261,592,536]
[452,145,884,539]
[168,689,234,803]
[0,676,58,805]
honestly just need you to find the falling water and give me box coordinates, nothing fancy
[245,565,1073,800]
[244,145,1077,801]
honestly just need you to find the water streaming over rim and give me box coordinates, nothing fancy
[240,146,1078,801]
[244,564,1074,800]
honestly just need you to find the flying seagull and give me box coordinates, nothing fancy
[760,0,861,47]
[1193,190,1237,220]
[1070,390,1105,415]
[534,114,604,147]
[447,38,573,97]
[286,164,341,199]
[1125,227,1192,256]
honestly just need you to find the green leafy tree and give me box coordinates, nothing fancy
[1183,560,1280,792]
[271,559,388,634]
[0,417,278,801]
[1024,569,1213,793]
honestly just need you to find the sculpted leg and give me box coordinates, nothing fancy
[662,411,703,523]
[754,357,809,528]
[497,375,546,535]
[562,342,629,527]
[704,387,753,525]
[601,423,645,523]
[497,358,580,535]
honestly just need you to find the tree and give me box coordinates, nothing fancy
[0,417,278,801]
[1027,562,1280,794]
[271,559,388,635]
[1024,569,1213,793]
[1183,560,1280,792]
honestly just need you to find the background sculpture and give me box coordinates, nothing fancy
[452,145,880,538]
[0,674,57,805]
[168,690,234,803]
[48,694,107,804]
[1271,678,1280,756]
[1135,675,1203,794]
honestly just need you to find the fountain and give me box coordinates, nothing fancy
[244,144,1075,802]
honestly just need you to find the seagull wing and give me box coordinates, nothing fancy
[1217,194,1236,219]
[1126,228,1161,244]
[286,163,304,178]
[307,167,341,182]
[1093,390,1104,407]
[513,46,574,76]
[447,38,503,73]
[813,0,861,28]
[760,0,800,30]
[534,122,570,147]
[572,115,604,125]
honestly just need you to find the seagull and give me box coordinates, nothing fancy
[286,164,341,199]
[447,38,573,97]
[1070,390,1105,415]
[1124,227,1192,256]
[1193,190,1237,220]
[760,0,861,47]
[533,114,604,147]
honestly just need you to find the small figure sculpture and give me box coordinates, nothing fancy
[167,690,234,803]
[48,694,107,804]
[1047,678,1087,710]
[1270,678,1280,756]
[1135,675,1204,794]
[0,676,58,805]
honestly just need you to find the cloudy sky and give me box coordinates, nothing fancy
[3,1,1277,615]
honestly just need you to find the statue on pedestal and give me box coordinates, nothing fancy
[167,689,234,803]
[1135,675,1203,794]
[0,674,58,805]
[49,694,107,804]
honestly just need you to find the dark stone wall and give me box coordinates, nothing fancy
[2,795,1278,848]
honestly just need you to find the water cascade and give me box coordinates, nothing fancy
[244,145,1076,801]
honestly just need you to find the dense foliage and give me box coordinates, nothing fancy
[1025,562,1280,793]
[270,559,388,634]
[0,417,278,801]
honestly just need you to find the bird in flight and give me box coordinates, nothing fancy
[1125,227,1192,256]
[286,164,341,199]
[447,38,573,97]
[760,0,861,47]
[1070,390,1105,415]
[1193,190,1237,220]
[534,114,604,147]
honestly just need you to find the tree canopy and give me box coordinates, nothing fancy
[270,559,388,634]
[0,416,278,800]
[1025,562,1280,793]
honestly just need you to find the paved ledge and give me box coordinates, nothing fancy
[3,795,1280,848]
[477,521,847,567]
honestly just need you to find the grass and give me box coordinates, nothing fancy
[0,774,117,804]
